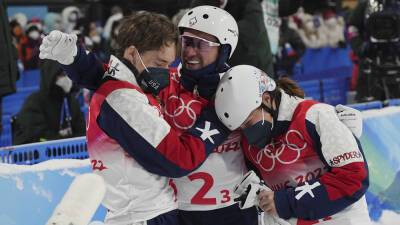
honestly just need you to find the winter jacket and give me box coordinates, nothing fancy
[13,59,85,144]
[242,91,370,224]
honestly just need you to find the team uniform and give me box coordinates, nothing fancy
[160,68,258,225]
[62,48,258,225]
[86,56,230,225]
[241,91,370,225]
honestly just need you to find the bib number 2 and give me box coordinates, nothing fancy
[188,172,231,205]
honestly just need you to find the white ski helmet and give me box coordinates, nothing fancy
[178,5,239,57]
[215,65,276,130]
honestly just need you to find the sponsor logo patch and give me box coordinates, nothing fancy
[329,151,363,166]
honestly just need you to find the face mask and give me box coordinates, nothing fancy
[242,108,273,149]
[28,30,40,40]
[136,49,170,95]
[91,35,101,44]
[55,76,73,94]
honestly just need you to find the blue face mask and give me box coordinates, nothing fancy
[136,50,170,95]
[242,108,273,149]
[137,67,170,95]
[242,120,273,149]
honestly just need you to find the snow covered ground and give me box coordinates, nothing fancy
[1,159,399,224]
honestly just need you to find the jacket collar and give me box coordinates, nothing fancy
[103,55,139,87]
[277,90,305,122]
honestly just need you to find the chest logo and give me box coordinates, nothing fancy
[164,95,201,130]
[249,129,307,172]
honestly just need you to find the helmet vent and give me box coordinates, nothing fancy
[224,112,229,118]
[228,76,232,80]
[188,11,193,15]
[203,14,209,19]
[220,88,224,92]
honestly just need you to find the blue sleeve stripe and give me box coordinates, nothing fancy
[97,100,192,177]
[61,45,104,91]
[305,120,329,167]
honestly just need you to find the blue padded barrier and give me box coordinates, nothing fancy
[0,136,88,165]
[298,79,322,101]
[322,77,349,106]
[386,98,400,106]
[347,101,383,111]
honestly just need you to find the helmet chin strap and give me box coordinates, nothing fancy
[261,91,281,131]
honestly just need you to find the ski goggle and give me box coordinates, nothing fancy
[180,35,220,52]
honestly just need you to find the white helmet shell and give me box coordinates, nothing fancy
[215,65,276,130]
[178,5,238,57]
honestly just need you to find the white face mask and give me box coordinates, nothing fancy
[28,30,40,40]
[91,35,101,44]
[55,76,73,93]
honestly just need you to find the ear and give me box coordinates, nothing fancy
[261,92,272,107]
[123,45,137,62]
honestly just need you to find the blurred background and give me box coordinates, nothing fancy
[0,0,399,224]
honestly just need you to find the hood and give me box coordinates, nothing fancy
[39,59,64,97]
[61,6,81,33]
[103,13,123,40]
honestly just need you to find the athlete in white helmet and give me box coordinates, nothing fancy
[214,65,370,225]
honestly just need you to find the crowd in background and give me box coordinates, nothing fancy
[3,0,400,144]
[8,0,352,77]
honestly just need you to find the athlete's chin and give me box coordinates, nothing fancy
[184,63,201,70]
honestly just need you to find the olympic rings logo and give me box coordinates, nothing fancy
[164,95,201,130]
[249,130,307,172]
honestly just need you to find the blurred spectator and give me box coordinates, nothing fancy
[20,19,43,69]
[11,12,28,29]
[289,7,346,49]
[275,18,305,77]
[9,19,27,53]
[191,0,274,76]
[102,12,123,58]
[61,6,83,33]
[290,9,329,48]
[1,0,19,135]
[102,6,123,40]
[43,13,62,34]
[84,21,105,59]
[348,0,400,102]
[322,9,346,48]
[13,60,85,145]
